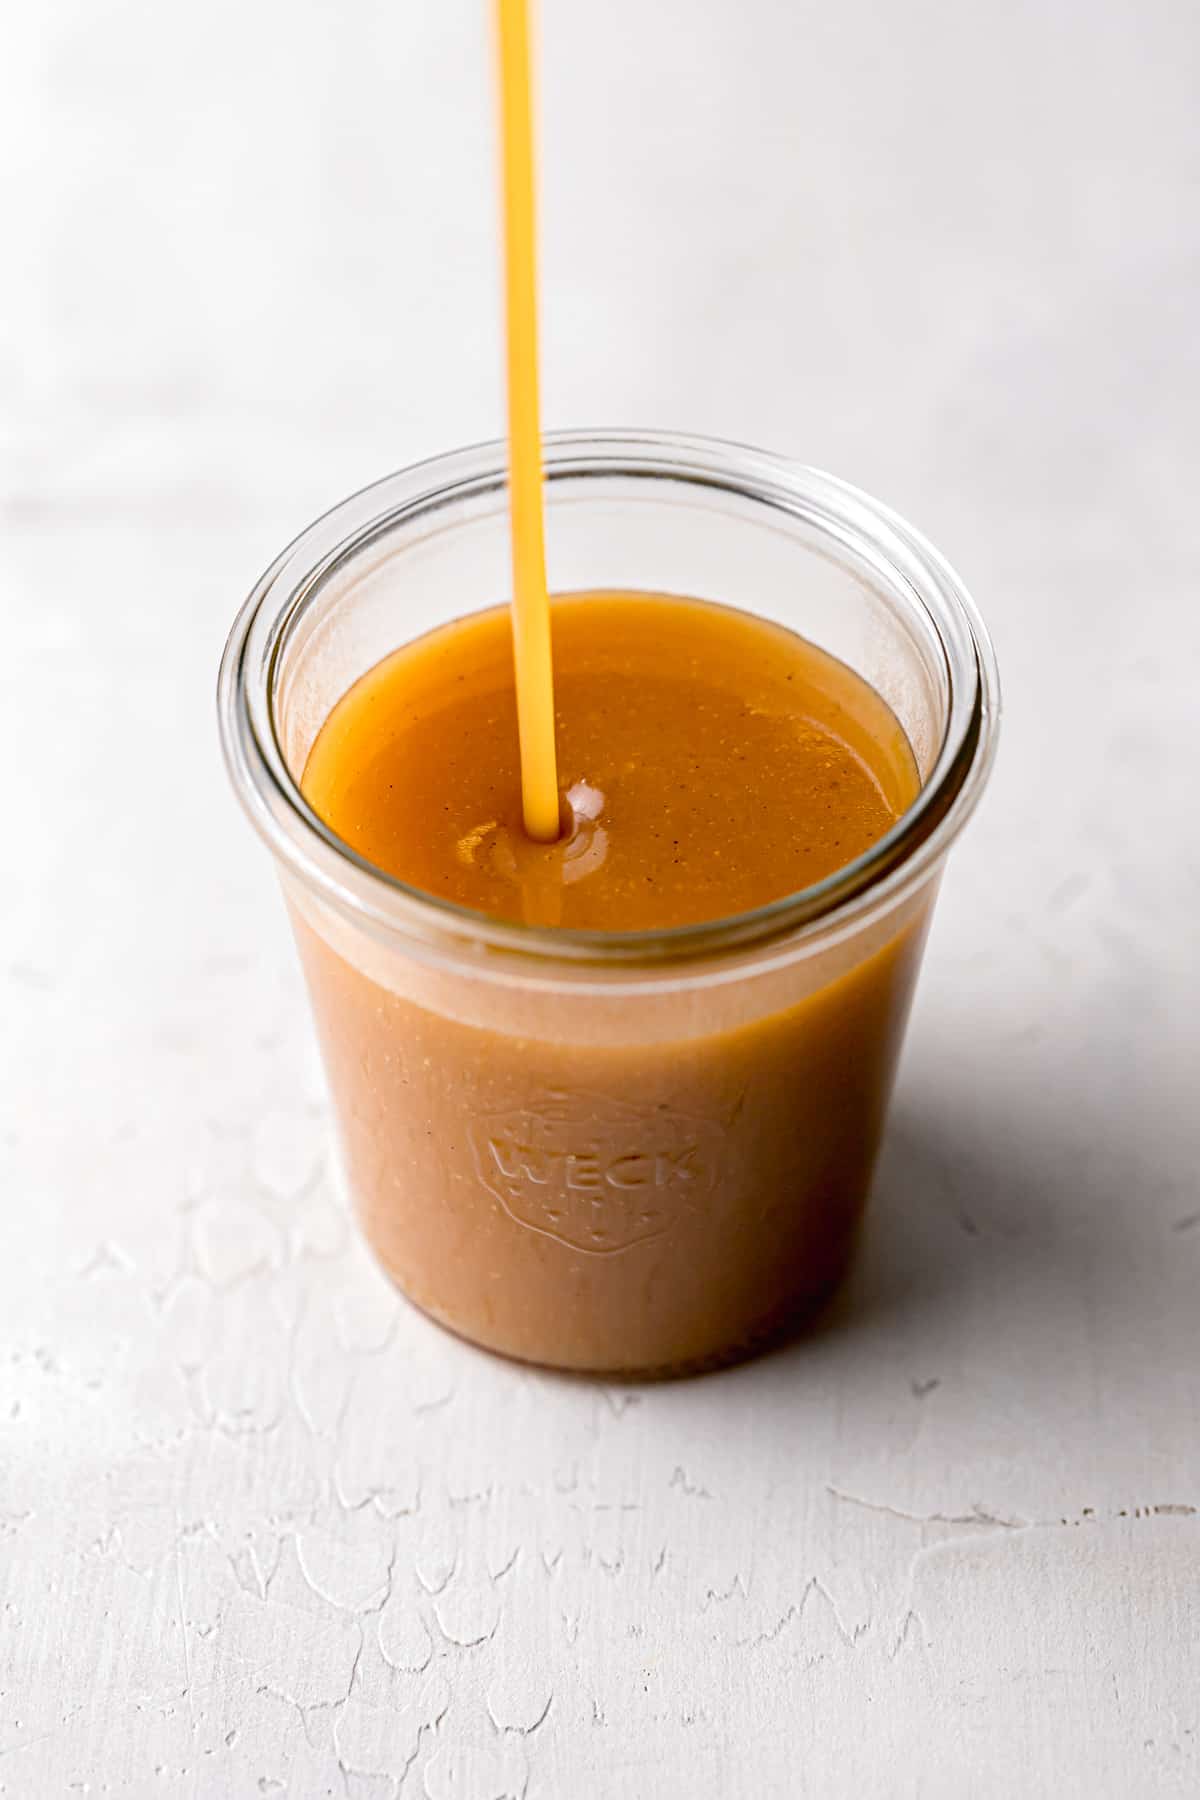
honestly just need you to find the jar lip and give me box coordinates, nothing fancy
[218,429,1000,971]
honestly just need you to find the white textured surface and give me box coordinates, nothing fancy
[3,2,1199,1795]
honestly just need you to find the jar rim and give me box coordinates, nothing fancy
[217,430,1000,972]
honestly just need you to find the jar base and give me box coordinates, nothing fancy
[369,1243,858,1383]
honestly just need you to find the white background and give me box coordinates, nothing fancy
[3,2,1199,1795]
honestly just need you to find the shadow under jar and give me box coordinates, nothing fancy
[219,432,999,1377]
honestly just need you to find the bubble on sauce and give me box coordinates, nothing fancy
[566,780,604,823]
[560,782,608,886]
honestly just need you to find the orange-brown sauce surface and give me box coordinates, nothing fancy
[302,592,918,930]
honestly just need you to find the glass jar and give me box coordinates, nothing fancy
[218,431,999,1376]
